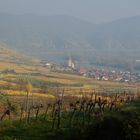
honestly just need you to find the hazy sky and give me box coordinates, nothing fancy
[0,0,140,23]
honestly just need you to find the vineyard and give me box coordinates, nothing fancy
[0,86,140,140]
[0,61,139,140]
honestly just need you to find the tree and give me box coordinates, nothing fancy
[25,82,32,123]
[25,82,33,93]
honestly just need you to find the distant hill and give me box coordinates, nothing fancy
[0,13,140,70]
[88,16,140,66]
[0,14,96,62]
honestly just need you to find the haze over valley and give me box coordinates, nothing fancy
[0,13,140,71]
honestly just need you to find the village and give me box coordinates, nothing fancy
[42,56,140,84]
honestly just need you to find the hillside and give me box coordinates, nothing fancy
[88,16,140,68]
[0,14,140,69]
[0,14,96,62]
[0,43,39,68]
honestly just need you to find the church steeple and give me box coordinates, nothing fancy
[68,55,75,68]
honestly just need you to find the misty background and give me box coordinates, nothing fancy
[0,0,140,23]
[0,0,140,71]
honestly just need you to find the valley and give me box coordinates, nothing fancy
[0,12,140,140]
[0,14,140,70]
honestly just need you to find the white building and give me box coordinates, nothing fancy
[68,56,75,68]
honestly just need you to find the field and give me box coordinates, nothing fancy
[0,60,137,111]
[0,58,140,140]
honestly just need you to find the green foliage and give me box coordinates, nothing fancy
[15,75,82,89]
[6,99,19,114]
[0,94,9,102]
[0,100,139,140]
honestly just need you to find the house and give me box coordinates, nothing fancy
[79,67,88,74]
[102,76,109,81]
[45,63,52,69]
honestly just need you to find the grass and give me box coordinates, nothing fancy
[0,100,139,140]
